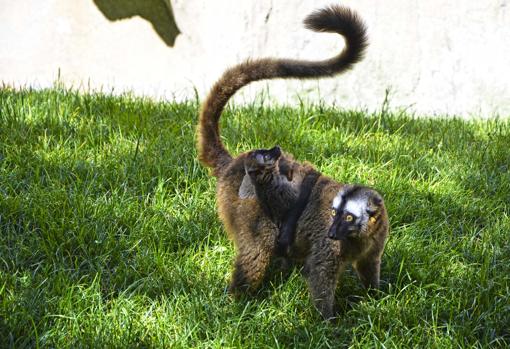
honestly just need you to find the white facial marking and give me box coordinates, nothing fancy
[332,194,342,209]
[344,198,366,217]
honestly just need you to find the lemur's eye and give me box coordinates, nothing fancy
[345,214,353,222]
[331,209,336,216]
[264,154,271,161]
[369,216,377,224]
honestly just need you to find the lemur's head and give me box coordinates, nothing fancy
[244,146,282,182]
[328,185,385,241]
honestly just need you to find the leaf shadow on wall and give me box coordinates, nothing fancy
[93,0,181,47]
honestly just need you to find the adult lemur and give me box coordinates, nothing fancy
[197,5,389,319]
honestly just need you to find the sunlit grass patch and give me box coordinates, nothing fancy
[1,86,509,348]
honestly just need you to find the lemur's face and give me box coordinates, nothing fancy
[252,146,282,166]
[328,185,384,241]
[245,146,282,180]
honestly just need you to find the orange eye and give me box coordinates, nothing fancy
[369,216,377,224]
[345,214,353,222]
[331,209,336,216]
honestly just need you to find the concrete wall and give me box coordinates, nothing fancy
[1,0,509,117]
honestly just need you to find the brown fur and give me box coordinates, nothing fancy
[196,5,389,319]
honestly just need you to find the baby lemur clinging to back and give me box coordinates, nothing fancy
[240,146,297,217]
[241,146,319,253]
[197,5,389,319]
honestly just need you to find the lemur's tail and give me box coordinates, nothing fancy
[197,5,368,176]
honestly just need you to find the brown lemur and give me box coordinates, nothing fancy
[196,5,389,319]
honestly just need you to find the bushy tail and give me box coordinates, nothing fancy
[197,5,368,175]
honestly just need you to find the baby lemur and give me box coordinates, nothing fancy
[241,146,319,254]
[197,5,389,319]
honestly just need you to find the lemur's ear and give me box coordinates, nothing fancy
[269,145,282,159]
[370,193,383,207]
[260,146,281,164]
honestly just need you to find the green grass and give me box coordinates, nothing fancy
[0,85,509,348]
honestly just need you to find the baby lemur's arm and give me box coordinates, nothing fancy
[277,167,320,253]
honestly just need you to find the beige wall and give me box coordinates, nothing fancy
[1,0,509,117]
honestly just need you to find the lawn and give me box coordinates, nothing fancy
[0,86,509,348]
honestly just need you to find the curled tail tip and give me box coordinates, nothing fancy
[304,5,368,44]
[304,5,364,31]
[303,4,368,65]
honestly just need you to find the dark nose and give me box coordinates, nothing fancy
[328,230,336,239]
